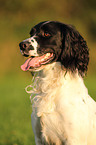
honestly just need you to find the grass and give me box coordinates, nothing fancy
[0,74,35,145]
[84,75,96,101]
[0,73,96,145]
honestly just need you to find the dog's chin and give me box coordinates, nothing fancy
[21,53,55,72]
[29,65,47,72]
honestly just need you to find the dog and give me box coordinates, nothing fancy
[19,21,96,145]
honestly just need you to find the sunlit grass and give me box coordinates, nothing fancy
[0,75,35,145]
[84,75,96,101]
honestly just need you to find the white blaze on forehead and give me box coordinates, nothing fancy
[23,36,38,56]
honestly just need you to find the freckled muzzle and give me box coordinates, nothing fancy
[19,41,32,56]
[19,37,39,57]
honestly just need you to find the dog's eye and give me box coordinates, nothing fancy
[43,32,51,37]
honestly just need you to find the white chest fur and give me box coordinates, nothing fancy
[30,62,96,145]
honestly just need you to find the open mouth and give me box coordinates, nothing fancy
[21,53,54,71]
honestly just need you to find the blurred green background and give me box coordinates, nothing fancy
[0,0,96,144]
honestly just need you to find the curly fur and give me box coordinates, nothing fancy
[26,62,96,145]
[60,24,89,76]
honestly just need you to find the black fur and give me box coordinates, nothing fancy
[60,23,89,76]
[19,21,89,76]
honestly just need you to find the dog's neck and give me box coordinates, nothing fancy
[31,62,87,96]
[38,62,65,92]
[29,62,88,116]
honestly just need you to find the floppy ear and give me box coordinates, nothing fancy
[60,24,89,76]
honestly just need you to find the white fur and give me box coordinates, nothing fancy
[27,62,96,145]
[29,37,38,56]
[23,37,38,56]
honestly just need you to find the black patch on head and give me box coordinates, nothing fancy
[31,21,89,76]
[33,21,62,60]
[30,21,47,36]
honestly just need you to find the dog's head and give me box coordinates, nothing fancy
[19,21,89,75]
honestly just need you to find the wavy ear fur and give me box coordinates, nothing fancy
[60,24,89,76]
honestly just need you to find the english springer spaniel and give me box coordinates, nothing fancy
[19,21,96,145]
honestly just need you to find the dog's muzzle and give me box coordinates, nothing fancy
[19,37,38,57]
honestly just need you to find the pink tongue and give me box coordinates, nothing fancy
[21,55,46,71]
[21,58,32,71]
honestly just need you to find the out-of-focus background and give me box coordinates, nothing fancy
[0,0,96,144]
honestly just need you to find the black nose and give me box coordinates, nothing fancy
[19,42,29,50]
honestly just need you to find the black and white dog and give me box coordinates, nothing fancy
[19,21,96,145]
